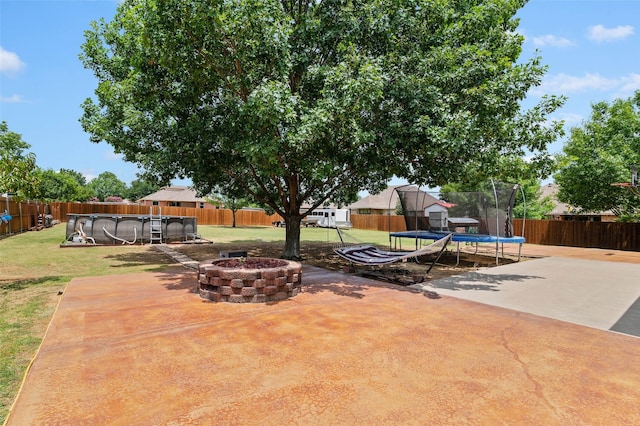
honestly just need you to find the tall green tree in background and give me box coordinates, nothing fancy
[0,121,39,200]
[125,178,161,202]
[35,168,93,202]
[81,0,564,258]
[555,91,640,220]
[59,168,88,187]
[88,171,127,201]
[440,155,555,220]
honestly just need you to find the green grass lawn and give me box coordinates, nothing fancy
[196,224,393,246]
[0,224,392,422]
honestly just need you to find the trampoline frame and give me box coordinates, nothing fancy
[388,180,526,265]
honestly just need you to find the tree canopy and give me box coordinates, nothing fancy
[35,168,94,202]
[555,91,640,219]
[440,155,556,219]
[81,0,564,258]
[87,171,128,201]
[60,168,88,187]
[125,178,161,202]
[0,121,39,200]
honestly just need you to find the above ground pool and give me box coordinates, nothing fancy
[64,213,197,245]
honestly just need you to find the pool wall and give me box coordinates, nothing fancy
[65,213,197,244]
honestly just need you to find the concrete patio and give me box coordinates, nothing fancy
[6,245,640,424]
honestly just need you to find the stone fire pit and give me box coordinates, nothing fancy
[197,257,302,303]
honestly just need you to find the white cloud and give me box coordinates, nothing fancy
[532,34,574,48]
[0,94,24,103]
[616,73,640,98]
[588,24,634,42]
[0,46,25,74]
[83,171,97,183]
[530,73,619,96]
[530,72,640,102]
[557,113,584,128]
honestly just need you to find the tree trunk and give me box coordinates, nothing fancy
[232,209,236,228]
[282,216,302,260]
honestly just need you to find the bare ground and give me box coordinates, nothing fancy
[173,240,528,285]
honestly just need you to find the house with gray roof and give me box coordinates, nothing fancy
[541,183,617,222]
[349,185,439,214]
[138,186,213,209]
[348,185,407,215]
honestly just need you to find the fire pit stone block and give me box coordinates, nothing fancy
[197,257,302,303]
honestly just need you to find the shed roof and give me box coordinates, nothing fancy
[426,201,456,209]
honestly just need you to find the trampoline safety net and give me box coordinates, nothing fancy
[395,182,521,237]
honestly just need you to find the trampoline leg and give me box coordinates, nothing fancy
[456,241,460,265]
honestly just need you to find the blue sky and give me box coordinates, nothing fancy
[1,0,639,187]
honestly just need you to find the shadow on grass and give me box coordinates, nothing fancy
[103,251,173,269]
[0,276,68,291]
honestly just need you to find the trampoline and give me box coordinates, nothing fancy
[390,181,526,265]
[390,230,525,264]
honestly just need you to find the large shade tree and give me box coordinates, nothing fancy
[555,91,640,219]
[80,0,563,258]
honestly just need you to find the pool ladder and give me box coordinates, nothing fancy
[149,207,163,244]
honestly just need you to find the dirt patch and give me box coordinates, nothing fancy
[174,241,529,285]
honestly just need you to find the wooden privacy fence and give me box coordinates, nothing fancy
[513,219,640,251]
[351,214,406,232]
[5,202,640,251]
[350,217,640,252]
[354,217,640,251]
[49,202,282,227]
[49,203,408,232]
[0,196,50,237]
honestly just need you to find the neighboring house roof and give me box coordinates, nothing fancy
[541,183,615,217]
[139,186,207,203]
[540,184,570,216]
[349,185,417,211]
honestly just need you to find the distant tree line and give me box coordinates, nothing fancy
[35,169,161,202]
[3,90,640,219]
[0,121,161,202]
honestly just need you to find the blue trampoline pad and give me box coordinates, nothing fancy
[390,230,525,244]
